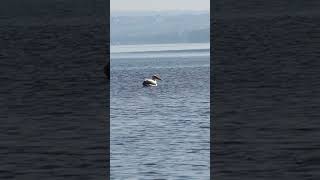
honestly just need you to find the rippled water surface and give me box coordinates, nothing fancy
[110,44,210,179]
[1,17,108,179]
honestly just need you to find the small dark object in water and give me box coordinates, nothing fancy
[104,63,109,79]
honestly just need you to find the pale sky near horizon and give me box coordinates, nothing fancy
[111,0,209,11]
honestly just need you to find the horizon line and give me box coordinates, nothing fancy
[111,9,210,13]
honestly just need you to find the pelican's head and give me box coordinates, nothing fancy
[152,75,162,81]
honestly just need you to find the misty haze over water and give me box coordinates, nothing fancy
[111,11,209,45]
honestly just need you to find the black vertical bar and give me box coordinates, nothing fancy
[212,0,320,179]
[0,0,109,179]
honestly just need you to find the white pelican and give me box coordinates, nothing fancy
[143,75,162,87]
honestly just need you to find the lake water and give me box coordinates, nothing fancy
[110,43,210,179]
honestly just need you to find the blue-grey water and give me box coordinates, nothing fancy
[110,43,210,179]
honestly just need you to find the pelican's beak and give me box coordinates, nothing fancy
[157,77,162,80]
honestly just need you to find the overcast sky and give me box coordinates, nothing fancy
[111,0,209,11]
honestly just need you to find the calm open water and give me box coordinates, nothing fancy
[110,43,210,179]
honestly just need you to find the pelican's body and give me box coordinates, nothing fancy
[143,75,161,87]
[143,79,158,86]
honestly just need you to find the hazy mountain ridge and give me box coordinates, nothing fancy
[111,11,210,45]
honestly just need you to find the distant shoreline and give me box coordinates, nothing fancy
[111,42,210,53]
[111,41,210,46]
[111,10,210,16]
[110,42,210,59]
[111,42,210,47]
